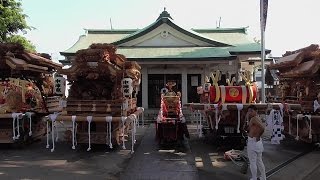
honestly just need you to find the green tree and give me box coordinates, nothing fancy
[0,0,36,52]
[6,34,36,52]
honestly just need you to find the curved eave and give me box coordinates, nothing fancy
[229,49,271,55]
[113,18,232,47]
[60,35,86,56]
[129,56,237,61]
[192,27,248,34]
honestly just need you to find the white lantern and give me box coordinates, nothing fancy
[122,78,133,97]
[54,75,66,95]
[203,83,211,92]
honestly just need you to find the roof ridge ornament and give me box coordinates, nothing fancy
[157,8,173,21]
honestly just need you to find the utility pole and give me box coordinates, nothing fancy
[110,18,113,30]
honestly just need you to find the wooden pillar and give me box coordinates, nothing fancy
[141,67,148,109]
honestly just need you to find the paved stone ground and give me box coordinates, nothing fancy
[0,126,147,180]
[187,124,315,180]
[120,124,198,180]
[269,149,320,180]
[0,123,318,180]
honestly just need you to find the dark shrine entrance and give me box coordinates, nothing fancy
[148,74,181,108]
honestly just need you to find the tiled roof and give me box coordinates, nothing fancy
[116,47,233,59]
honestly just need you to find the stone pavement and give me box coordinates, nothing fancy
[120,124,199,180]
[269,149,320,180]
[0,126,148,180]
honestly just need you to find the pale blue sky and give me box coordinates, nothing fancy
[20,0,320,61]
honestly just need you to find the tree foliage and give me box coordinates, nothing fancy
[0,0,36,52]
[6,34,36,52]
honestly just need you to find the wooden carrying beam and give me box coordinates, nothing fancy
[53,108,144,122]
[184,103,302,111]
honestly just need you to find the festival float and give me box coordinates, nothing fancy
[185,70,301,149]
[267,44,320,143]
[0,43,63,147]
[156,81,189,145]
[47,43,143,152]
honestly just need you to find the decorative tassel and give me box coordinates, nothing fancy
[296,114,302,141]
[130,114,137,153]
[55,121,59,142]
[279,103,284,117]
[87,116,93,151]
[121,116,126,150]
[49,113,59,152]
[11,113,22,140]
[306,115,312,139]
[199,110,202,138]
[236,104,243,133]
[71,115,76,150]
[12,113,16,140]
[106,116,113,149]
[288,114,291,135]
[25,112,33,136]
[51,118,55,152]
[142,108,145,127]
[46,120,50,148]
[214,104,219,130]
[195,110,199,135]
[16,114,20,139]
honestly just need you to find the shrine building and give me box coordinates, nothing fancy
[60,10,271,109]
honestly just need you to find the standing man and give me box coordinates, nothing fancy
[246,105,266,180]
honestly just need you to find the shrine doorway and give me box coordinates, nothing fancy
[148,74,181,108]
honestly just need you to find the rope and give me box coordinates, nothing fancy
[106,116,113,149]
[49,113,59,152]
[199,110,203,138]
[71,115,76,150]
[305,115,312,139]
[224,149,248,167]
[11,113,22,140]
[214,104,219,130]
[236,104,244,133]
[46,119,49,148]
[129,114,137,153]
[296,114,303,140]
[86,116,92,151]
[55,121,59,142]
[25,112,33,136]
[121,116,126,149]
[288,114,291,135]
